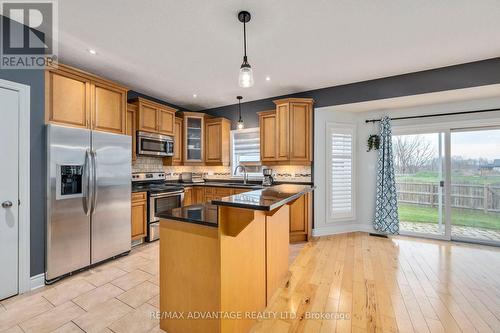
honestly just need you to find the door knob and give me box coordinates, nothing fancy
[2,201,13,208]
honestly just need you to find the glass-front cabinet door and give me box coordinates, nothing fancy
[182,113,205,164]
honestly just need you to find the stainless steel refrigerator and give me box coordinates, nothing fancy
[46,124,131,283]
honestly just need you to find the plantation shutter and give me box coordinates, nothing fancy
[327,123,355,220]
[231,128,261,175]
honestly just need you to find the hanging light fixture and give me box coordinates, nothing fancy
[238,11,254,88]
[237,96,244,129]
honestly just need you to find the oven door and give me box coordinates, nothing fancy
[147,191,184,242]
[150,191,184,223]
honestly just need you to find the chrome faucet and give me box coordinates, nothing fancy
[234,164,248,184]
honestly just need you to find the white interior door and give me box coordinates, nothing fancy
[0,86,19,300]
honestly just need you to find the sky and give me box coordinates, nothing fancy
[393,130,500,161]
[451,129,500,160]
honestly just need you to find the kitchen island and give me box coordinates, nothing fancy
[157,184,314,333]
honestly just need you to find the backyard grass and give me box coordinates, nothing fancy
[399,203,500,230]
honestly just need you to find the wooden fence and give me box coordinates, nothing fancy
[396,182,500,213]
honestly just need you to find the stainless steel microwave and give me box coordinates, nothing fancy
[137,131,174,157]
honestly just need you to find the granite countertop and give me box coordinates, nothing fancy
[156,204,218,227]
[133,179,313,193]
[158,184,314,226]
[211,184,314,211]
[165,179,313,188]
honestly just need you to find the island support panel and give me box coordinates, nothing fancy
[159,204,291,333]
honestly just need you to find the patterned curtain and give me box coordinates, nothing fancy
[374,116,399,234]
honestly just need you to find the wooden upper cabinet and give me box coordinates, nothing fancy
[275,103,290,161]
[126,103,137,161]
[205,118,231,166]
[258,111,277,162]
[133,97,177,136]
[138,103,158,133]
[259,98,313,165]
[172,117,183,164]
[158,108,175,135]
[45,64,127,134]
[92,81,127,134]
[289,102,311,162]
[45,68,91,128]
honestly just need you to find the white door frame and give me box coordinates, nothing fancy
[0,78,31,294]
[393,118,500,244]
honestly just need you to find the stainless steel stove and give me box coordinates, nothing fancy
[132,172,184,242]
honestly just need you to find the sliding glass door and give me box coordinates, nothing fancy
[393,126,500,246]
[450,128,500,244]
[393,132,446,238]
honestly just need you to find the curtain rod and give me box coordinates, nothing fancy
[365,108,500,123]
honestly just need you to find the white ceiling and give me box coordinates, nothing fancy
[58,0,500,111]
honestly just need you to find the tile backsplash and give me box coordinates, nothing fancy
[132,156,312,182]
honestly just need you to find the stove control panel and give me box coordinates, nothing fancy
[132,172,165,182]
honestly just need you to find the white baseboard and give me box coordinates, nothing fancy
[313,223,374,237]
[30,273,45,291]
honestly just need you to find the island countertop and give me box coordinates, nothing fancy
[158,184,314,226]
[156,204,218,227]
[211,184,314,211]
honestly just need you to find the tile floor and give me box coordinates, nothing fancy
[0,240,306,333]
[0,241,163,333]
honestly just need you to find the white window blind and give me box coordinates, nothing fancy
[326,123,356,220]
[231,128,262,176]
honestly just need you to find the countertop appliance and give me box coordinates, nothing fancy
[262,168,274,186]
[180,172,205,183]
[132,172,184,241]
[46,124,131,283]
[137,131,174,157]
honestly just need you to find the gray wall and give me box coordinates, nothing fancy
[127,90,188,111]
[0,15,46,277]
[0,69,46,276]
[203,57,500,129]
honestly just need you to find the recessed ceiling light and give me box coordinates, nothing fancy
[88,49,97,55]
[265,76,271,81]
[192,94,197,98]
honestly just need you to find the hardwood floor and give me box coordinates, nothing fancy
[1,233,500,332]
[252,232,500,333]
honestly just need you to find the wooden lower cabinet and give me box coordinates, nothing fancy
[183,187,193,206]
[289,192,312,243]
[131,192,147,240]
[193,187,205,204]
[187,186,250,205]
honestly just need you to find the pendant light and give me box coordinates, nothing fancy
[237,96,244,129]
[238,11,254,88]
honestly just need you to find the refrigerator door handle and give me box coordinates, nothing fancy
[91,150,98,214]
[82,149,91,215]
